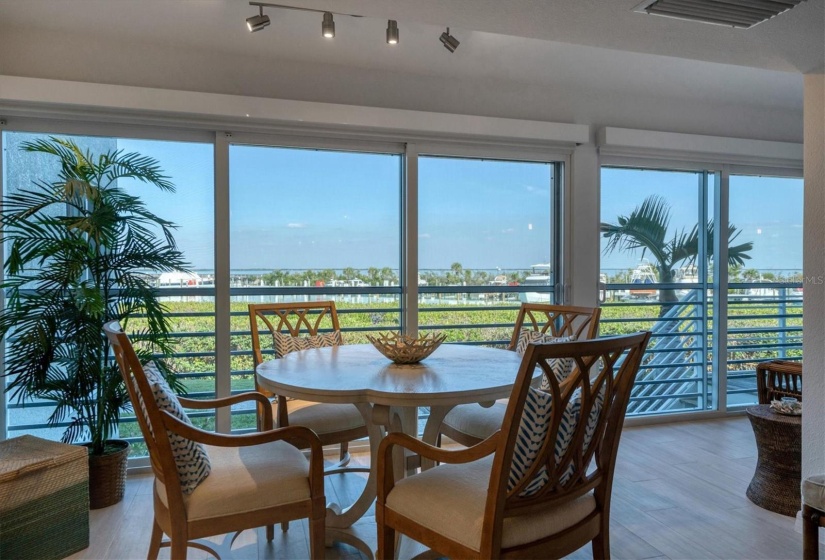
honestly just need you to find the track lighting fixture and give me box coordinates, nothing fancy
[439,27,459,52]
[386,20,399,44]
[246,6,271,32]
[247,4,459,52]
[322,12,335,39]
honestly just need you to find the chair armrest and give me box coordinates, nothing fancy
[178,392,273,431]
[377,431,500,506]
[159,411,324,493]
[379,431,500,466]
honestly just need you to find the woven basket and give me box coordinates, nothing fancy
[0,435,90,560]
[367,331,446,364]
[87,440,129,509]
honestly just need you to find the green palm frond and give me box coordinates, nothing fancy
[1,137,189,454]
[601,195,672,266]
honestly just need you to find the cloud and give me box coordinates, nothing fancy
[419,233,431,239]
[286,223,307,228]
[502,228,515,234]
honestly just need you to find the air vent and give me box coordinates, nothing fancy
[633,0,807,29]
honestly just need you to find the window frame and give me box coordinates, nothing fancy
[599,157,803,423]
[1,120,570,452]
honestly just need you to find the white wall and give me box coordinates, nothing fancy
[0,27,803,144]
[803,74,825,480]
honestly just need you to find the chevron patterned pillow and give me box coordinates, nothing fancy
[508,381,607,497]
[515,329,575,389]
[558,382,607,485]
[272,330,343,358]
[141,362,211,495]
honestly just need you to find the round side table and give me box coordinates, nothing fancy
[745,404,802,517]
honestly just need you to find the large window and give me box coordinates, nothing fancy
[2,131,214,453]
[726,174,803,406]
[227,144,403,430]
[600,167,712,415]
[418,155,559,345]
[600,165,803,415]
[2,128,568,446]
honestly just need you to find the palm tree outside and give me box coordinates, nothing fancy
[601,195,753,314]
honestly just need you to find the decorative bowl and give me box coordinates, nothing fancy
[366,332,446,364]
[770,398,802,416]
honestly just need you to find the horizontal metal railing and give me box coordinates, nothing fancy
[600,282,803,413]
[6,281,802,444]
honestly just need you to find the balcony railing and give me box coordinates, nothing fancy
[5,281,801,450]
[600,282,803,414]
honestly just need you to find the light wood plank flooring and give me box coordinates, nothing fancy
[70,416,825,559]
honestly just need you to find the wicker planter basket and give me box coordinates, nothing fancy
[87,440,129,510]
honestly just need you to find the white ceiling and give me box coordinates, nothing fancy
[0,0,820,142]
[1,0,821,73]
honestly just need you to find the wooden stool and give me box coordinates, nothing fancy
[803,475,825,560]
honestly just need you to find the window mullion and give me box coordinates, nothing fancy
[713,166,730,412]
[403,144,419,337]
[214,132,232,433]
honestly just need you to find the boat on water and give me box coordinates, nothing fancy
[674,264,698,297]
[629,261,658,299]
[518,263,553,303]
[157,271,204,287]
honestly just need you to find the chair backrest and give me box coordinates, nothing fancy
[483,332,651,555]
[103,321,187,512]
[248,301,342,367]
[756,359,802,404]
[507,303,601,350]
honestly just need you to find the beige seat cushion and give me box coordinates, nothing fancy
[803,475,825,511]
[157,440,310,521]
[385,455,596,552]
[442,402,507,441]
[285,400,365,435]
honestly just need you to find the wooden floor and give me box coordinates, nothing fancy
[71,416,825,559]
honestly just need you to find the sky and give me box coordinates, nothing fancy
[4,133,803,277]
[600,168,803,276]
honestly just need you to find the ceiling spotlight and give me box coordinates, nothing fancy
[439,27,459,52]
[246,6,270,32]
[322,12,335,38]
[386,20,399,45]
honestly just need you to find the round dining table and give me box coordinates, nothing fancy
[255,342,526,551]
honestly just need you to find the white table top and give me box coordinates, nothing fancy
[255,343,526,407]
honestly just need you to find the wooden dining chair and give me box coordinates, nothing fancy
[377,332,651,560]
[756,359,802,404]
[103,321,326,560]
[439,303,601,447]
[248,302,368,465]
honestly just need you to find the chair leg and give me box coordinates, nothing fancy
[803,505,821,560]
[170,538,188,560]
[591,515,611,560]
[281,520,290,532]
[377,521,396,560]
[309,514,325,560]
[340,441,348,462]
[266,524,274,541]
[147,519,163,560]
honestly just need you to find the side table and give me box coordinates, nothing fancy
[746,404,801,517]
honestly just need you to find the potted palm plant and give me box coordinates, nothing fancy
[0,137,188,508]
